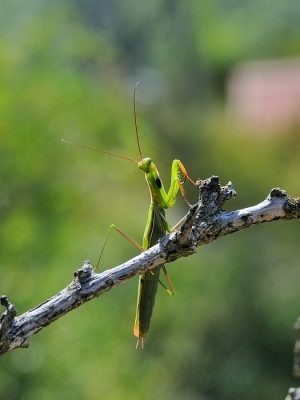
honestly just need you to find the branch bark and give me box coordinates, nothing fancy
[1,175,300,356]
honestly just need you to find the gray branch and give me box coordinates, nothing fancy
[1,176,300,356]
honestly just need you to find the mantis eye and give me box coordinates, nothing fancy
[155,177,162,189]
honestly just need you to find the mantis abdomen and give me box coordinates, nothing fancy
[134,204,166,347]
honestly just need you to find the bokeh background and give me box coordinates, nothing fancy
[1,1,300,399]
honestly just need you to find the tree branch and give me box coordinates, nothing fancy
[1,176,299,356]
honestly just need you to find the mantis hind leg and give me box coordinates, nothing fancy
[161,265,175,295]
[94,224,143,271]
[95,224,175,296]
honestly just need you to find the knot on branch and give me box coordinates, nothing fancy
[283,194,300,220]
[74,260,94,284]
[267,187,300,220]
[192,176,236,246]
[269,188,288,200]
[0,296,17,355]
[197,176,236,211]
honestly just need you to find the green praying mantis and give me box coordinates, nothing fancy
[62,85,196,348]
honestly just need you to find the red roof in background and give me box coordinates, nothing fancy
[226,58,300,133]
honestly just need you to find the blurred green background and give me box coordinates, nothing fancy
[1,1,300,399]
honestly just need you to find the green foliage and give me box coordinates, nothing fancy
[1,1,300,399]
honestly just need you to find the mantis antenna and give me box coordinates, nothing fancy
[134,82,143,161]
[60,140,138,164]
[62,82,144,165]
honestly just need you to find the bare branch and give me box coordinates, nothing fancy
[1,176,299,356]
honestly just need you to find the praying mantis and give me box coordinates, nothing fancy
[62,85,196,348]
